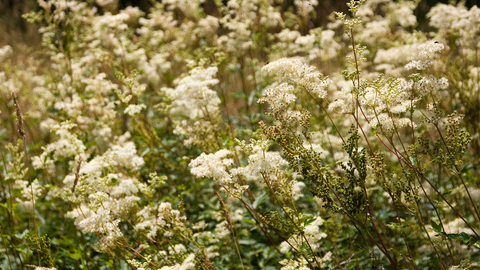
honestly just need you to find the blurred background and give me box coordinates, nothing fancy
[2,0,478,49]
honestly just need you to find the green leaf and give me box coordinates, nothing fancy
[141,148,150,157]
[65,249,82,260]
[474,241,480,249]
[242,218,256,225]
[303,217,316,225]
[248,90,257,106]
[233,92,247,99]
[431,220,441,232]
[98,258,114,267]
[225,139,235,147]
[459,232,470,243]
[239,239,256,245]
[253,192,268,209]
[409,155,417,166]
[389,222,409,229]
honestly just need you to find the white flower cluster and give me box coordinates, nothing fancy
[235,145,288,185]
[234,139,306,200]
[159,253,196,270]
[66,203,125,252]
[189,139,305,200]
[82,134,145,173]
[164,66,220,119]
[428,4,480,58]
[276,29,302,54]
[163,66,221,147]
[279,216,327,253]
[415,75,449,97]
[218,0,268,52]
[294,0,318,18]
[263,57,330,100]
[373,44,419,76]
[135,202,186,238]
[272,28,341,62]
[279,251,332,270]
[189,149,234,184]
[55,132,147,252]
[318,30,342,61]
[405,41,445,70]
[15,179,43,212]
[279,258,311,270]
[358,79,418,135]
[32,122,86,173]
[385,1,417,28]
[0,45,12,61]
[124,104,146,116]
[258,83,296,113]
[328,76,357,114]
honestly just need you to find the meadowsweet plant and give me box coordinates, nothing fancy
[1,0,480,269]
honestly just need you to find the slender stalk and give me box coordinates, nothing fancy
[384,189,418,270]
[409,185,449,269]
[355,99,479,238]
[415,174,456,264]
[0,224,14,270]
[432,124,480,223]
[261,173,323,268]
[214,190,245,270]
[218,81,256,203]
[279,124,399,267]
[12,91,42,266]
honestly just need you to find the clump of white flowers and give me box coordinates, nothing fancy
[2,0,480,269]
[163,66,220,120]
[405,41,445,71]
[33,121,86,165]
[124,104,146,116]
[258,83,296,113]
[263,57,331,100]
[0,45,13,61]
[159,254,196,270]
[235,139,287,183]
[163,66,222,148]
[135,202,187,238]
[189,149,234,184]
[279,216,327,253]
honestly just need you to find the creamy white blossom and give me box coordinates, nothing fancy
[124,104,146,116]
[263,57,330,99]
[159,253,195,270]
[405,41,444,71]
[189,149,234,184]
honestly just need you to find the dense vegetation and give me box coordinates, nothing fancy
[1,0,480,269]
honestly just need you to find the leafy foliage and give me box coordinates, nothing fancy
[1,0,480,269]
